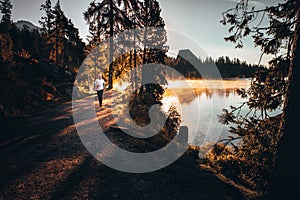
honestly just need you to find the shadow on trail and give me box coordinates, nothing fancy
[0,96,245,200]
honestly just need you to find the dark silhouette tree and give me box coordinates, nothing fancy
[140,0,166,59]
[0,0,12,32]
[39,0,84,70]
[269,3,300,199]
[39,0,53,34]
[39,0,53,62]
[0,0,12,23]
[210,0,300,197]
[84,0,132,89]
[39,0,55,62]
[138,0,167,83]
[64,18,85,72]
[51,0,66,67]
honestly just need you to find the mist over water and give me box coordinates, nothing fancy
[162,79,251,146]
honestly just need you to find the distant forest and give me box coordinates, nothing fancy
[165,50,265,79]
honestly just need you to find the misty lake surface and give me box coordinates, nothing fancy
[161,79,251,146]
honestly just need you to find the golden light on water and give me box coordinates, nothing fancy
[165,79,251,91]
[161,79,251,145]
[163,79,251,105]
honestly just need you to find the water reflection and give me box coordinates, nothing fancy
[162,79,251,146]
[165,87,241,105]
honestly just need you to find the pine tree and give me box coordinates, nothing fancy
[40,0,66,66]
[51,0,66,67]
[139,0,167,63]
[0,0,12,23]
[39,0,54,62]
[0,0,12,32]
[40,0,84,70]
[84,0,167,89]
[64,18,85,72]
[84,0,132,89]
[138,0,168,85]
[39,0,53,34]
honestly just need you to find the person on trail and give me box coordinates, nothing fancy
[94,74,105,107]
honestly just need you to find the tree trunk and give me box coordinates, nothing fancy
[268,3,300,199]
[133,19,138,88]
[108,0,114,89]
[142,0,149,84]
[129,50,135,91]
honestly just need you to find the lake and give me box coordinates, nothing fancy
[161,79,251,147]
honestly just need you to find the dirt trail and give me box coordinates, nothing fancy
[0,91,245,200]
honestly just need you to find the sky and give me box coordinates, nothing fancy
[9,0,283,65]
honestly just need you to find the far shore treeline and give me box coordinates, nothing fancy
[165,49,264,79]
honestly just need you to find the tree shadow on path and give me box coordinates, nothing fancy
[0,94,245,200]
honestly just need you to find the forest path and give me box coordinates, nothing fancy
[0,90,245,200]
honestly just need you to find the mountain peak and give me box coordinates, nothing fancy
[15,20,40,32]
